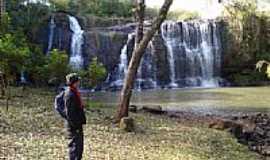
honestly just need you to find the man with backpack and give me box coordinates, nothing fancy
[64,73,86,160]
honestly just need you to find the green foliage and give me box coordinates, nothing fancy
[0,33,31,81]
[0,13,11,34]
[41,49,71,86]
[50,0,70,10]
[3,1,71,86]
[223,0,270,85]
[24,45,48,84]
[68,0,133,17]
[79,57,107,88]
[232,71,267,86]
[85,101,104,109]
[145,7,199,21]
[7,0,51,42]
[88,57,107,87]
[223,0,267,60]
[167,10,200,21]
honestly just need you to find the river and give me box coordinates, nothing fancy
[89,87,270,116]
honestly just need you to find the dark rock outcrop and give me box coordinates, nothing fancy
[141,105,165,114]
[83,30,127,71]
[151,33,170,86]
[78,15,133,30]
[48,12,72,53]
[210,113,270,157]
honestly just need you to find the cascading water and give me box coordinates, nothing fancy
[107,20,222,90]
[108,33,158,90]
[46,16,55,55]
[135,40,158,89]
[161,22,179,88]
[108,33,134,88]
[161,20,222,88]
[20,71,27,84]
[68,15,84,69]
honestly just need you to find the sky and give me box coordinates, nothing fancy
[146,0,209,11]
[146,0,270,19]
[146,0,223,19]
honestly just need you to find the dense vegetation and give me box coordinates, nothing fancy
[145,7,200,21]
[0,0,108,89]
[222,0,270,85]
[50,0,134,17]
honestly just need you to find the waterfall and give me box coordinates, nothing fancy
[107,20,222,90]
[108,33,158,90]
[135,40,158,89]
[109,33,134,88]
[20,71,27,84]
[161,22,179,88]
[68,15,84,69]
[46,16,55,55]
[161,20,222,88]
[136,61,143,91]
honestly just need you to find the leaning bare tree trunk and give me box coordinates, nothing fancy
[116,0,173,122]
[134,0,145,48]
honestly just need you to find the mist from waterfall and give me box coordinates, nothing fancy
[68,15,84,69]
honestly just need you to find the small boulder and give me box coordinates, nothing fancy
[129,105,137,113]
[209,119,239,130]
[142,105,165,114]
[119,117,135,132]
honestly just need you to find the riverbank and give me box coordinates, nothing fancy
[0,88,264,159]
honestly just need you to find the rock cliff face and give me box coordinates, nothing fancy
[45,12,130,71]
[83,31,127,71]
[44,12,224,90]
[151,34,171,86]
[47,12,72,54]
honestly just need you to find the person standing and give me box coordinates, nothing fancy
[64,73,86,160]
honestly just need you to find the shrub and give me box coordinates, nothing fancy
[79,57,107,88]
[42,49,71,86]
[0,33,31,83]
[68,0,133,18]
[145,7,200,21]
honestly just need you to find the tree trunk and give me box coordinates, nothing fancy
[115,0,173,123]
[134,0,145,48]
[0,72,6,97]
[0,0,4,19]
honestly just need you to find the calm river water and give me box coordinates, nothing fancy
[89,87,270,116]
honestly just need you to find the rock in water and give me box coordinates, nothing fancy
[120,117,135,132]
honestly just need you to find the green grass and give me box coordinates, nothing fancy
[0,88,262,160]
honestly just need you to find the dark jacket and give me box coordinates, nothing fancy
[64,88,86,128]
